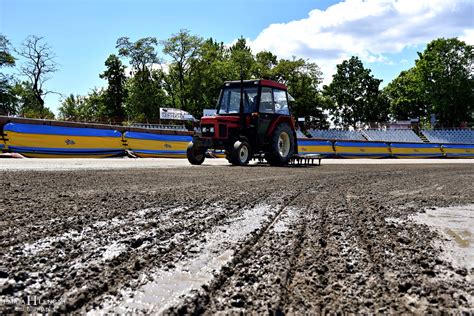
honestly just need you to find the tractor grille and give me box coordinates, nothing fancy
[219,124,228,138]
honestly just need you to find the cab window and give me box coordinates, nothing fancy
[259,87,274,113]
[273,89,289,115]
[218,87,258,114]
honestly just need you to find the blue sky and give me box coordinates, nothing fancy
[1,0,473,114]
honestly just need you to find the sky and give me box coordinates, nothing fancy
[1,0,473,114]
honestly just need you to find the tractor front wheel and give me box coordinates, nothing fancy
[231,140,251,166]
[186,141,206,165]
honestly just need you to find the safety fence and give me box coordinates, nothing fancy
[0,118,473,159]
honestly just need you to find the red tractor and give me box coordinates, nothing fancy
[187,79,298,166]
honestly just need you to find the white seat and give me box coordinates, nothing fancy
[363,129,423,143]
[307,129,365,141]
[422,130,474,144]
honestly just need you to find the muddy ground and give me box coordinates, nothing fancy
[0,163,473,314]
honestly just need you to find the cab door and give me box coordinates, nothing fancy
[257,87,275,146]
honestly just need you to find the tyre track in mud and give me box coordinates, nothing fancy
[283,184,374,314]
[284,201,331,313]
[92,185,295,313]
[1,169,300,313]
[343,191,397,311]
[162,185,310,314]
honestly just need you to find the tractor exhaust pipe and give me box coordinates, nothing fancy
[239,71,245,129]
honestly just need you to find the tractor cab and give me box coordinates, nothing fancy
[187,79,298,166]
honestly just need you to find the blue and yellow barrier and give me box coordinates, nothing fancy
[124,131,192,158]
[297,139,335,157]
[442,144,474,158]
[390,143,443,158]
[1,123,6,152]
[4,123,124,158]
[335,141,390,158]
[209,149,226,158]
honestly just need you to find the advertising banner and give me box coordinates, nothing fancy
[160,108,195,121]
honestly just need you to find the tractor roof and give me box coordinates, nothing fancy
[223,79,287,91]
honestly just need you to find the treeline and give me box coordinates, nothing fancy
[1,30,472,128]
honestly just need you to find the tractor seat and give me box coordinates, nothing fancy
[259,101,274,113]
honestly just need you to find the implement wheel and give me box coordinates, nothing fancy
[267,123,295,166]
[186,141,205,165]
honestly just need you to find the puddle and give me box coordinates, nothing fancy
[99,204,276,314]
[411,205,474,269]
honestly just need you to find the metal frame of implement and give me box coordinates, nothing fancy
[256,153,322,166]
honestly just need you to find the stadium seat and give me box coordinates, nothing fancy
[362,129,423,143]
[421,130,474,144]
[307,129,365,141]
[296,130,307,138]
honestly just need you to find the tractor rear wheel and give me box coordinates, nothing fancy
[267,123,295,166]
[231,140,251,166]
[186,141,206,165]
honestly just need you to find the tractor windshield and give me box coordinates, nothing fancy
[218,87,258,114]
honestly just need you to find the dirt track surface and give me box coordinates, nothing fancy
[0,163,473,314]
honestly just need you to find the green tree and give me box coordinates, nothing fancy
[252,51,278,79]
[176,37,230,117]
[116,37,159,73]
[80,88,107,122]
[229,37,255,79]
[125,70,166,122]
[99,54,127,122]
[0,34,15,67]
[59,89,111,123]
[116,37,164,122]
[162,29,202,109]
[58,94,81,121]
[384,68,428,120]
[273,58,328,128]
[415,38,473,127]
[324,56,388,128]
[12,81,55,119]
[0,34,17,115]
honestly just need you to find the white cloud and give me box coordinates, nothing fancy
[247,0,474,83]
[460,29,474,45]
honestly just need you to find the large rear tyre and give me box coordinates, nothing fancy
[231,140,251,166]
[267,123,295,166]
[186,141,206,165]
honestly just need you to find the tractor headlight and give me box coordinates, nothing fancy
[202,127,208,133]
[210,127,214,133]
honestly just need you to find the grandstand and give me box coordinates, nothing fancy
[362,129,423,143]
[421,130,474,144]
[296,130,307,138]
[307,129,366,141]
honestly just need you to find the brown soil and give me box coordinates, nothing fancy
[0,164,473,314]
